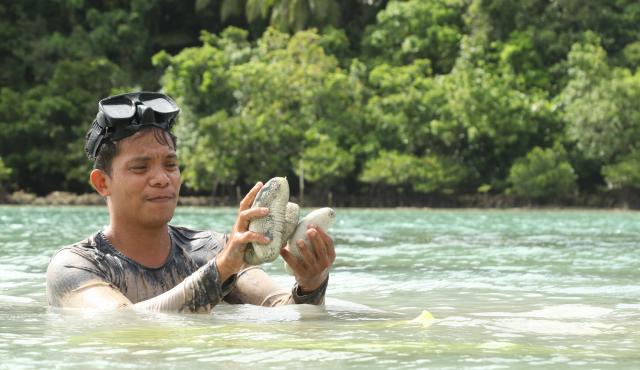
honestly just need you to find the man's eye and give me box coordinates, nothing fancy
[131,166,147,171]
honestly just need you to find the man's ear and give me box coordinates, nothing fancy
[90,169,111,196]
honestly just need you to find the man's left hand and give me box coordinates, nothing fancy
[280,225,335,294]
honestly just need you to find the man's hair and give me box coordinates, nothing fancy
[93,127,177,175]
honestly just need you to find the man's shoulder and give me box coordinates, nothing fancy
[50,232,102,262]
[168,225,212,240]
[168,225,227,252]
[47,232,110,277]
[46,231,110,306]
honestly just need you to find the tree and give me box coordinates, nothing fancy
[0,59,127,194]
[360,150,467,194]
[361,0,467,74]
[0,157,11,193]
[602,151,640,191]
[465,0,640,92]
[559,35,640,164]
[508,145,577,200]
[0,0,222,194]
[157,28,365,193]
[221,0,341,32]
[361,34,562,192]
[219,0,386,43]
[364,60,441,155]
[297,134,355,188]
[2,0,639,201]
[438,51,561,190]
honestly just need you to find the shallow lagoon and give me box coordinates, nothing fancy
[1,206,639,369]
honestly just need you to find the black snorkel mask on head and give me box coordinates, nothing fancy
[85,91,180,160]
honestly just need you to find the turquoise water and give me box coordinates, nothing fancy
[1,206,639,369]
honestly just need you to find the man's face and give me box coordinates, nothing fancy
[105,129,181,229]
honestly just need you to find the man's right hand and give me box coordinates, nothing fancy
[215,182,270,282]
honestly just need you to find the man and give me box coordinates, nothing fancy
[46,91,335,312]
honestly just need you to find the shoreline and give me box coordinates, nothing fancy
[1,190,638,210]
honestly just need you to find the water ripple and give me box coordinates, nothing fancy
[1,207,640,369]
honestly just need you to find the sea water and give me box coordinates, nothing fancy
[0,206,639,369]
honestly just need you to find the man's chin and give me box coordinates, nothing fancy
[143,214,175,229]
[143,204,177,227]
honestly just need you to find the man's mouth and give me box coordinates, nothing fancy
[146,194,176,202]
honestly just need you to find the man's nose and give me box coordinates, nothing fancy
[149,165,170,187]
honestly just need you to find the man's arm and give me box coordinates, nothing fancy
[47,250,235,312]
[225,225,335,306]
[226,265,328,306]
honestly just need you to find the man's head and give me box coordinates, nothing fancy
[85,91,180,173]
[86,92,182,228]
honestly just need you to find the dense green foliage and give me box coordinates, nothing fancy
[602,151,640,190]
[0,156,10,182]
[360,150,467,194]
[1,0,639,202]
[507,145,577,200]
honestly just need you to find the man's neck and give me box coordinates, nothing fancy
[103,222,171,268]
